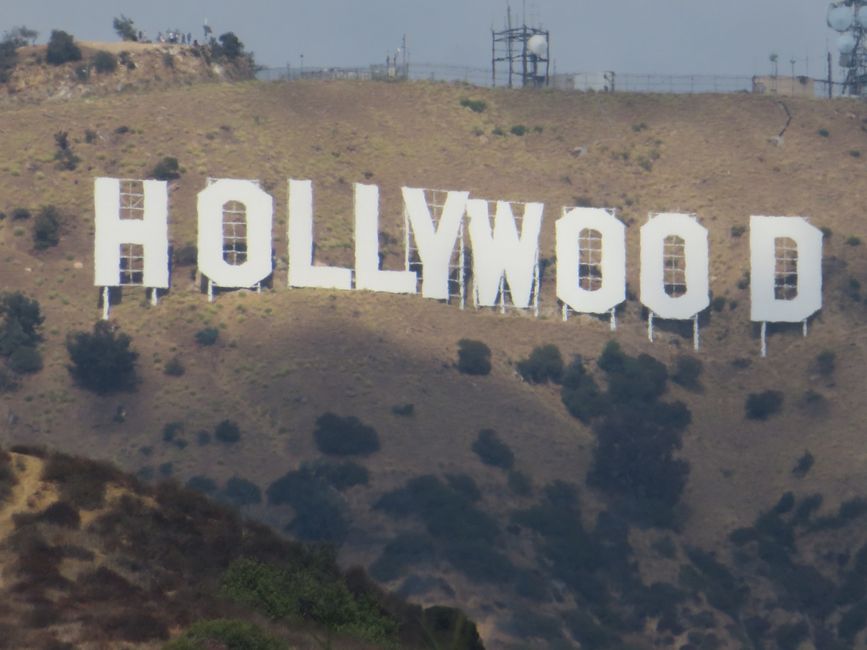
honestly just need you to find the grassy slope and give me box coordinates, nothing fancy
[0,78,866,644]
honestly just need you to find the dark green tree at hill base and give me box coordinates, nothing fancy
[66,321,138,393]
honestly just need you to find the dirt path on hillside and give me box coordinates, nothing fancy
[0,454,54,590]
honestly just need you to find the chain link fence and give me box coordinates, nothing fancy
[257,63,850,99]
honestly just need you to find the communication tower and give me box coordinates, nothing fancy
[492,4,550,88]
[827,1,867,95]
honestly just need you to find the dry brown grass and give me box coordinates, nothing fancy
[0,76,865,646]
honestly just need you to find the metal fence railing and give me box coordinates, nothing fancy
[256,63,852,99]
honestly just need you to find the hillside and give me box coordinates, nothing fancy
[0,75,866,648]
[0,446,483,648]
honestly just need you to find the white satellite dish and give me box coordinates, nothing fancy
[527,34,547,58]
[828,4,854,32]
[838,32,858,54]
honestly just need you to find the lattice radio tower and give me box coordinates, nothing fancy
[492,2,550,88]
[828,1,867,95]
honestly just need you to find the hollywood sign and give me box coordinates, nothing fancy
[93,177,824,356]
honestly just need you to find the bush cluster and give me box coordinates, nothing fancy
[516,344,563,383]
[66,321,138,393]
[33,205,60,249]
[194,327,219,346]
[0,292,44,378]
[46,30,81,65]
[92,50,117,73]
[313,413,380,456]
[266,466,350,544]
[374,474,508,584]
[221,558,397,644]
[150,156,180,181]
[459,97,487,113]
[745,390,783,420]
[166,619,288,650]
[214,420,241,444]
[456,339,491,375]
[561,342,691,524]
[471,429,514,470]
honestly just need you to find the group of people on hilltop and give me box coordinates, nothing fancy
[156,31,194,45]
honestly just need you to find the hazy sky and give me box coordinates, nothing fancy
[2,1,840,78]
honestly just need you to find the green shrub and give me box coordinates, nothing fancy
[163,355,185,376]
[459,97,487,113]
[671,354,702,390]
[445,473,481,501]
[745,390,783,420]
[194,327,219,346]
[390,402,414,416]
[600,342,668,403]
[53,131,79,171]
[266,467,349,543]
[92,50,117,73]
[369,532,435,581]
[507,469,533,496]
[221,558,397,643]
[774,621,809,650]
[560,356,605,422]
[185,475,217,495]
[32,206,60,249]
[815,350,835,376]
[457,339,491,375]
[847,236,862,246]
[150,156,180,181]
[445,541,517,584]
[817,128,830,138]
[792,450,814,478]
[173,244,198,266]
[46,30,81,65]
[213,32,246,60]
[165,618,289,650]
[0,290,44,355]
[214,419,241,444]
[162,421,183,442]
[8,346,42,374]
[221,476,262,507]
[516,344,563,383]
[471,429,514,470]
[313,412,380,456]
[510,124,527,136]
[311,460,369,490]
[11,207,30,221]
[66,321,138,393]
[375,475,500,543]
